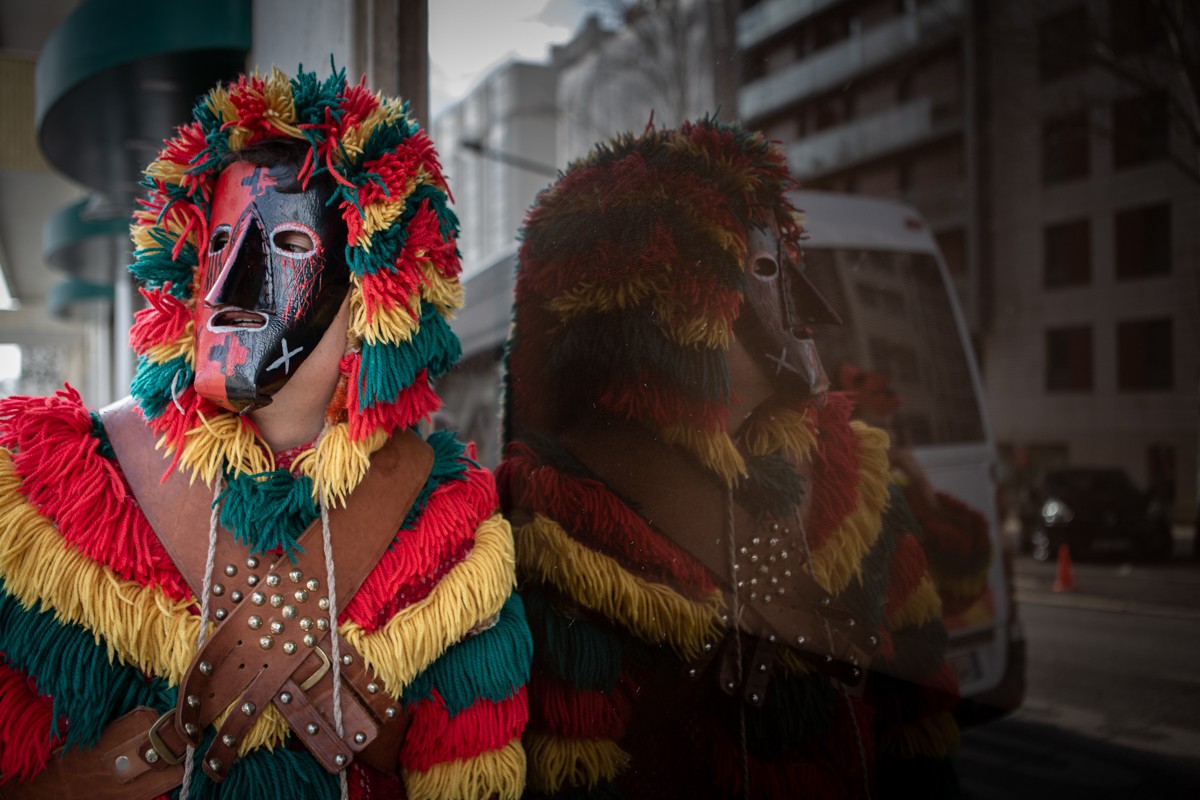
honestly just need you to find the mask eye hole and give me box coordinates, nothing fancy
[209,227,231,254]
[272,226,316,256]
[752,257,779,278]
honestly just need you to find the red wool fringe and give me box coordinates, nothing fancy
[345,464,497,631]
[400,687,528,772]
[347,368,441,442]
[497,443,716,599]
[0,659,58,782]
[527,669,630,740]
[129,286,192,355]
[0,389,191,599]
[598,374,729,435]
[883,531,932,620]
[804,394,862,555]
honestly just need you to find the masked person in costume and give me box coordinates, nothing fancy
[0,67,529,800]
[498,120,960,799]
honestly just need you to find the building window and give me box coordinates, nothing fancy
[1043,219,1091,288]
[1045,326,1093,392]
[1115,203,1171,279]
[1113,94,1169,169]
[1042,111,1090,183]
[1117,318,1173,391]
[1039,6,1091,83]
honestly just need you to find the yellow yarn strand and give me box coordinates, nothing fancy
[660,423,747,488]
[296,424,387,508]
[418,260,464,317]
[403,740,527,800]
[173,410,274,485]
[342,513,516,695]
[524,733,630,794]
[143,325,196,367]
[805,421,891,595]
[0,452,292,750]
[887,573,943,631]
[741,407,816,462]
[515,515,724,660]
[547,273,670,321]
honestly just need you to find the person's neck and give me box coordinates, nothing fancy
[249,398,327,454]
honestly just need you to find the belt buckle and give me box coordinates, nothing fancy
[299,645,331,692]
[148,709,188,765]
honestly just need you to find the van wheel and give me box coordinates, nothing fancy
[1030,529,1054,562]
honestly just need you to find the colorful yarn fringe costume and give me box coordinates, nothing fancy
[836,364,993,619]
[0,67,529,799]
[498,120,961,798]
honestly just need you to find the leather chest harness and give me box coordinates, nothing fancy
[559,419,880,706]
[2,399,433,799]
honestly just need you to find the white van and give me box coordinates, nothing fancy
[795,190,1025,719]
[442,190,1025,719]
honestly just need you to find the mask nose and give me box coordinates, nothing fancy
[206,217,271,310]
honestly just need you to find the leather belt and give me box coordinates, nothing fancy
[2,398,433,798]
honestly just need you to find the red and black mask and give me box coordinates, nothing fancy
[194,160,350,413]
[736,225,841,398]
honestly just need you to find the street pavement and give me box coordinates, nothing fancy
[955,532,1200,798]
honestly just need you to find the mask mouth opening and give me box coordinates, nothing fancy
[207,308,270,332]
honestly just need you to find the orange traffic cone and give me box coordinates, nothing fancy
[1052,543,1076,592]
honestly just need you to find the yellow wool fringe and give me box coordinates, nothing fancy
[143,157,192,189]
[350,277,420,346]
[296,425,388,508]
[357,193,411,245]
[339,100,409,160]
[660,422,746,488]
[524,733,630,794]
[516,515,724,660]
[0,452,292,751]
[143,324,195,368]
[655,296,733,349]
[881,711,961,759]
[547,273,670,321]
[173,410,275,485]
[888,572,943,630]
[776,648,815,677]
[403,740,526,800]
[741,406,816,462]
[418,260,464,317]
[343,513,516,696]
[805,422,891,596]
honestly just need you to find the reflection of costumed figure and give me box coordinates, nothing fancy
[837,364,993,618]
[0,68,528,799]
[498,120,960,799]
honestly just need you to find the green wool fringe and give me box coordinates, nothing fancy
[357,303,461,410]
[130,356,193,421]
[402,592,531,715]
[217,469,318,558]
[129,231,196,297]
[0,582,176,750]
[399,429,469,531]
[523,587,624,693]
[735,453,808,521]
[174,731,337,800]
[89,411,116,460]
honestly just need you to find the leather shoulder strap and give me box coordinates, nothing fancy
[98,397,434,602]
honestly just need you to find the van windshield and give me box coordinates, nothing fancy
[804,248,985,447]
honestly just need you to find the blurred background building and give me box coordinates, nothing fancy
[0,0,1196,520]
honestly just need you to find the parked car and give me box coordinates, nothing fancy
[1018,468,1173,561]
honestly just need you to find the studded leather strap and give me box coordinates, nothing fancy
[99,397,432,781]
